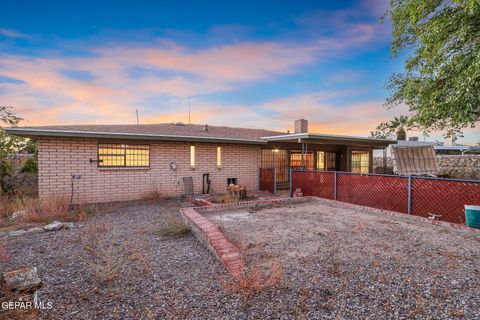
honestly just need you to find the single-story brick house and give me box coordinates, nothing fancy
[6,119,393,203]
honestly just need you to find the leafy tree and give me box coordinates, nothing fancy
[0,106,25,160]
[370,115,413,140]
[20,139,37,154]
[384,0,480,137]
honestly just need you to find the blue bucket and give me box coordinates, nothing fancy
[465,205,480,229]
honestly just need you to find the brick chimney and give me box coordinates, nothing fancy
[294,119,308,133]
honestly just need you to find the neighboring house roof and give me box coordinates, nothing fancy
[396,140,479,153]
[5,123,395,147]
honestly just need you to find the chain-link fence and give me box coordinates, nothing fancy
[259,168,276,194]
[291,170,480,224]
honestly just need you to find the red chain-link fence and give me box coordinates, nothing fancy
[336,173,409,214]
[259,168,276,194]
[291,171,335,200]
[411,178,480,224]
[291,170,480,224]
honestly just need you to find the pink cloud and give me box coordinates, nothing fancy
[0,19,384,126]
[0,28,32,39]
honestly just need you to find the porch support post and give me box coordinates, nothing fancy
[274,167,277,195]
[407,176,412,215]
[289,168,293,197]
[305,142,308,169]
[333,171,337,200]
[383,147,387,174]
[301,141,305,169]
[369,149,374,173]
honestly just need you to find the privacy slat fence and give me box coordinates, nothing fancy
[291,170,480,224]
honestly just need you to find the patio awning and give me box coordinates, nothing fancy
[261,133,395,148]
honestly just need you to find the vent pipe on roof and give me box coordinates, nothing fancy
[294,119,308,134]
[203,124,209,132]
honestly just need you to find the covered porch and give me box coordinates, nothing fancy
[260,132,393,190]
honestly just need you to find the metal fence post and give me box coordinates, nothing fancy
[273,168,277,195]
[407,176,412,215]
[333,171,337,200]
[289,168,293,197]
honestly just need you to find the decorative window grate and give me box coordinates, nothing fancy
[98,143,149,167]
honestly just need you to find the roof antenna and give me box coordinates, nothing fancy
[136,109,139,125]
[188,98,191,125]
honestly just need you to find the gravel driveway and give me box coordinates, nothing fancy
[2,198,480,319]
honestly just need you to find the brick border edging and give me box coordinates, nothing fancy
[180,196,309,278]
[180,195,479,277]
[193,196,311,213]
[180,207,244,278]
[312,197,480,234]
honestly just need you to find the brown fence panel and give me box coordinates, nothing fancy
[291,171,335,199]
[336,173,409,213]
[259,168,275,193]
[411,178,480,224]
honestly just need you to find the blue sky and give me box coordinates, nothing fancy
[1,0,478,144]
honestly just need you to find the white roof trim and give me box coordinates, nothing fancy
[261,133,395,144]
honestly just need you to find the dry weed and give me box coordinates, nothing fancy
[78,221,127,283]
[1,194,100,227]
[407,294,424,319]
[0,195,16,220]
[222,229,246,253]
[127,229,152,274]
[292,287,310,320]
[158,216,189,238]
[0,242,11,263]
[222,260,283,309]
[142,189,164,202]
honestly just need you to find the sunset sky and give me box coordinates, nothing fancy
[1,0,479,144]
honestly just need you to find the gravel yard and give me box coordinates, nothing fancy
[2,200,240,320]
[206,199,480,319]
[2,198,480,319]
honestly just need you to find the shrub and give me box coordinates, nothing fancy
[20,156,37,174]
[0,160,13,193]
[158,216,189,238]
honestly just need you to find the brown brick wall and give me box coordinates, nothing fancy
[37,137,261,203]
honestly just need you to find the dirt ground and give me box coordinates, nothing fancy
[206,199,480,319]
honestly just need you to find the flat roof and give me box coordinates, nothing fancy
[262,133,395,148]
